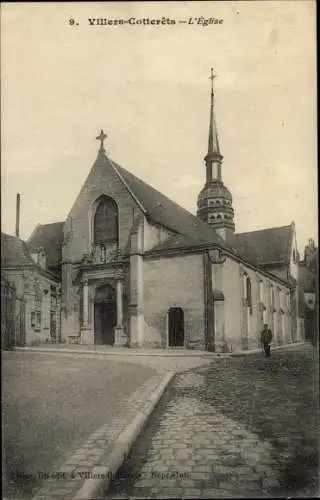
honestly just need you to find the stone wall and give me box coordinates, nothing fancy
[143,253,205,349]
[62,155,142,263]
[219,257,293,352]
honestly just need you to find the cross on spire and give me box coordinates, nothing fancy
[206,67,221,164]
[96,129,107,152]
[209,67,217,96]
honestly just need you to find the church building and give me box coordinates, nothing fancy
[4,71,304,351]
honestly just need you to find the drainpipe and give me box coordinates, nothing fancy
[15,193,21,238]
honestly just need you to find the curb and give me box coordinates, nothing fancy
[224,341,308,357]
[14,346,218,358]
[13,341,308,359]
[73,370,175,499]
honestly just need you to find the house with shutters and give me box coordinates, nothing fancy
[4,71,305,350]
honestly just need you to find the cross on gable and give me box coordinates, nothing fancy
[96,129,107,152]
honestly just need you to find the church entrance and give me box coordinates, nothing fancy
[94,284,117,345]
[168,307,184,347]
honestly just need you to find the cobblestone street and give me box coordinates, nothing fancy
[106,344,319,498]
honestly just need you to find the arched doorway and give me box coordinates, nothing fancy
[94,284,117,345]
[168,307,184,347]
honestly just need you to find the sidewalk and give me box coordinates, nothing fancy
[30,371,175,500]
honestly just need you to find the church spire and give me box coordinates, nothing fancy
[207,68,220,156]
[204,68,223,183]
[197,69,235,239]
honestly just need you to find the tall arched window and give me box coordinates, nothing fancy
[92,196,119,262]
[246,276,252,314]
[94,196,118,245]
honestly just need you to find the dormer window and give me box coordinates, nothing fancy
[38,250,46,269]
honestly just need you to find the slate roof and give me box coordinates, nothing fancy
[28,222,64,269]
[25,153,294,275]
[1,233,35,268]
[111,158,224,247]
[234,225,293,266]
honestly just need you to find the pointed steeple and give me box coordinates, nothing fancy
[197,69,235,240]
[204,68,223,183]
[207,68,220,156]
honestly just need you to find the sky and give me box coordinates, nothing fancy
[1,1,317,254]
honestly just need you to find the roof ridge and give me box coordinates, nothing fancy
[112,160,199,220]
[2,231,26,242]
[106,156,147,214]
[37,221,65,228]
[236,224,292,236]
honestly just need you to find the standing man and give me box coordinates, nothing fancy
[261,324,273,357]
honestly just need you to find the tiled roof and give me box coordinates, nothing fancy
[110,158,224,246]
[234,225,293,266]
[146,233,220,254]
[1,233,35,267]
[28,222,64,269]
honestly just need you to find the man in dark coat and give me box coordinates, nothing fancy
[261,324,273,357]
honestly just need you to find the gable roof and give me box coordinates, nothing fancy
[1,232,60,282]
[1,232,35,268]
[234,225,293,267]
[109,156,224,246]
[28,222,64,269]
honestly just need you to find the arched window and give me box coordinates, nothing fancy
[246,276,252,314]
[93,196,118,247]
[217,214,222,219]
[271,286,275,307]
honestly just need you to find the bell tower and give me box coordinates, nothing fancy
[197,69,235,241]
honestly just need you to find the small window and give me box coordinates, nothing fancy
[293,249,296,263]
[246,276,252,314]
[100,245,106,263]
[271,286,275,307]
[259,280,264,302]
[31,311,42,330]
[36,312,42,328]
[217,214,222,219]
[216,200,221,205]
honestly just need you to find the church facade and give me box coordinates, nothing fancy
[3,73,305,351]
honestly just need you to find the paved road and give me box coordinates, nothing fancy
[106,344,319,498]
[2,351,156,499]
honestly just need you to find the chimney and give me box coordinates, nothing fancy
[15,193,20,237]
